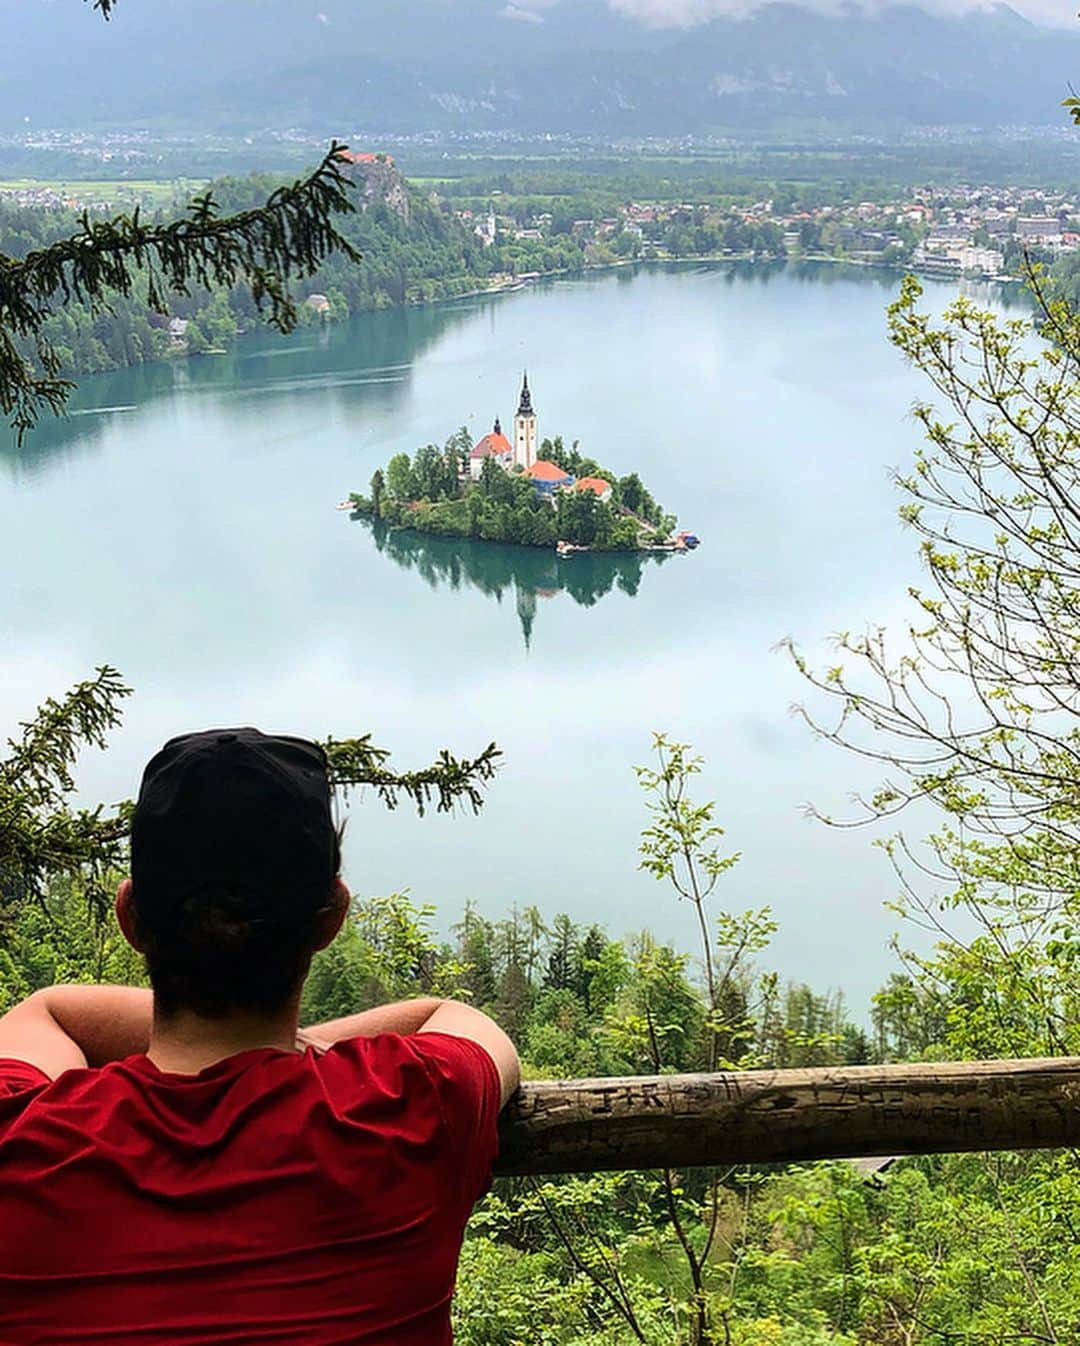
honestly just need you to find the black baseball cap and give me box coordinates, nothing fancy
[130,728,337,922]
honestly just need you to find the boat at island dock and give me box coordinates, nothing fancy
[641,531,701,554]
[555,532,700,556]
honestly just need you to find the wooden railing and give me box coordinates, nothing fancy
[494,1057,1080,1176]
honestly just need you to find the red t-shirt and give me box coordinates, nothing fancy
[0,1032,501,1345]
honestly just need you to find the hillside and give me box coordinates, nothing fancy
[3,157,582,380]
[3,0,1079,135]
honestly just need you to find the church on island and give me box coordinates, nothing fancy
[468,375,613,503]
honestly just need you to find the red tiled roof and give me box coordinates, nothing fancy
[527,460,572,482]
[337,150,391,165]
[471,432,514,459]
[574,477,610,497]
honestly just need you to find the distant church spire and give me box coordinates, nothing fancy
[513,371,537,470]
[517,371,533,417]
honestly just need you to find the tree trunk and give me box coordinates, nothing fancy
[495,1057,1080,1176]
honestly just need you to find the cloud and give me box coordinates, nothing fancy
[606,0,1071,26]
[500,0,562,19]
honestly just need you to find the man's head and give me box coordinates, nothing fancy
[119,728,347,1019]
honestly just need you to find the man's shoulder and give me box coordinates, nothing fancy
[317,1030,496,1088]
[318,1033,500,1139]
[0,1055,129,1139]
[0,1057,51,1115]
[323,1031,499,1087]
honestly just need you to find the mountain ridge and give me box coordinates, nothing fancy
[3,0,1077,134]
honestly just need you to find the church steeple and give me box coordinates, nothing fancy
[513,371,537,470]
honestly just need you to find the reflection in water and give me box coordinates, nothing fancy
[365,518,673,649]
[721,258,1034,311]
[0,298,485,480]
[2,263,1033,483]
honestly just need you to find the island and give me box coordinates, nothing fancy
[346,375,698,554]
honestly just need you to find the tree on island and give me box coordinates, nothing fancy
[369,468,385,516]
[618,471,647,516]
[385,451,419,501]
[355,427,671,551]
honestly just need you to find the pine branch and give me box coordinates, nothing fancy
[325,736,502,816]
[0,142,361,442]
[0,672,501,923]
[0,667,133,918]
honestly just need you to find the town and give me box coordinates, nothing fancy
[453,181,1080,281]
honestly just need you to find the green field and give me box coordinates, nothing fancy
[0,178,205,207]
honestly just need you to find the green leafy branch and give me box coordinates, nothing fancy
[0,141,361,441]
[1,669,500,923]
[325,736,501,816]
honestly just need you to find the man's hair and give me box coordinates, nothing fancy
[130,728,341,1019]
[132,829,342,1019]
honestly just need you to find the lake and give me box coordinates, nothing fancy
[0,262,1014,1011]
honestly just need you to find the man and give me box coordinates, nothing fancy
[0,728,520,1344]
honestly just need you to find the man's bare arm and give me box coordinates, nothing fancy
[0,986,153,1079]
[302,997,521,1107]
[299,998,447,1047]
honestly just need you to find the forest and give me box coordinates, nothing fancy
[0,160,829,386]
[0,169,584,380]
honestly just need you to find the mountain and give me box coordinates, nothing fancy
[3,0,1078,135]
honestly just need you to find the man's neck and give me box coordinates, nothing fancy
[147,1001,300,1075]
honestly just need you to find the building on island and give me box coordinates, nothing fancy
[469,418,515,480]
[470,374,539,480]
[573,477,613,503]
[527,459,573,494]
[469,376,615,509]
[514,373,537,470]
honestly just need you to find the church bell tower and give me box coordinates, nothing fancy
[514,372,537,470]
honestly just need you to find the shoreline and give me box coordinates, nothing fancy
[441,251,1023,305]
[58,253,1025,387]
[349,509,677,558]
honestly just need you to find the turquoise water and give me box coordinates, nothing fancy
[0,263,1003,1008]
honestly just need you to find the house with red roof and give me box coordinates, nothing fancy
[527,459,574,496]
[573,476,612,503]
[469,418,515,480]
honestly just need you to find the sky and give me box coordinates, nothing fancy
[504,0,1073,26]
